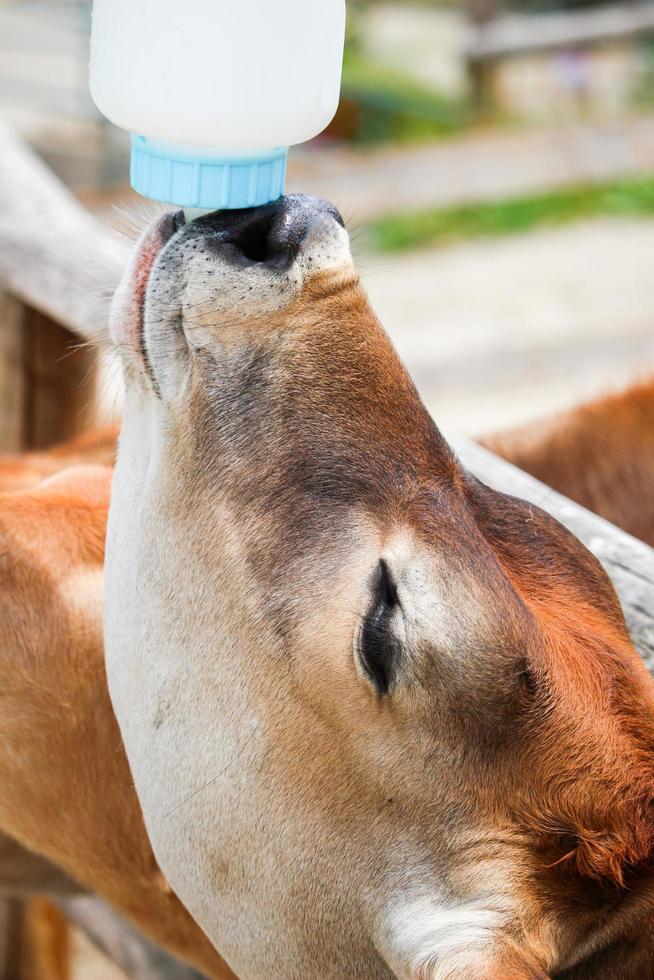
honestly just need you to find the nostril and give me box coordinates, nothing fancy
[230,211,280,265]
[200,195,343,271]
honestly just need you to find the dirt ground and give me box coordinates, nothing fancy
[360,215,654,439]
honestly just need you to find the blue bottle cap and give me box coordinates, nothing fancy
[130,136,288,210]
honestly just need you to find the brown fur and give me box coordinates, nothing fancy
[8,367,654,975]
[465,478,654,889]
[133,214,654,975]
[0,426,118,493]
[483,379,654,546]
[0,459,234,978]
[5,396,654,976]
[5,199,654,976]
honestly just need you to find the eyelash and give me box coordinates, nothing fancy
[359,560,401,696]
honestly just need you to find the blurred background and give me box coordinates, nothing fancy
[2,0,654,442]
[1,1,654,976]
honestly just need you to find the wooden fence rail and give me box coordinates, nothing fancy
[0,120,128,453]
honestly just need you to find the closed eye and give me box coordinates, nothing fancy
[358,559,402,696]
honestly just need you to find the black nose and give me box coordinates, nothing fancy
[191,195,344,271]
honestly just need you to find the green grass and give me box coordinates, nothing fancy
[365,176,654,253]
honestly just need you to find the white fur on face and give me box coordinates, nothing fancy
[152,210,352,355]
[108,202,353,402]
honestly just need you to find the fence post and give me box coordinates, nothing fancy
[0,294,97,453]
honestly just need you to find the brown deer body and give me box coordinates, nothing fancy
[484,380,654,547]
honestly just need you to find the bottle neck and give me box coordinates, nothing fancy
[130,136,288,210]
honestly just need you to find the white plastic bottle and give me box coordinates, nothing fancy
[89,0,346,210]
